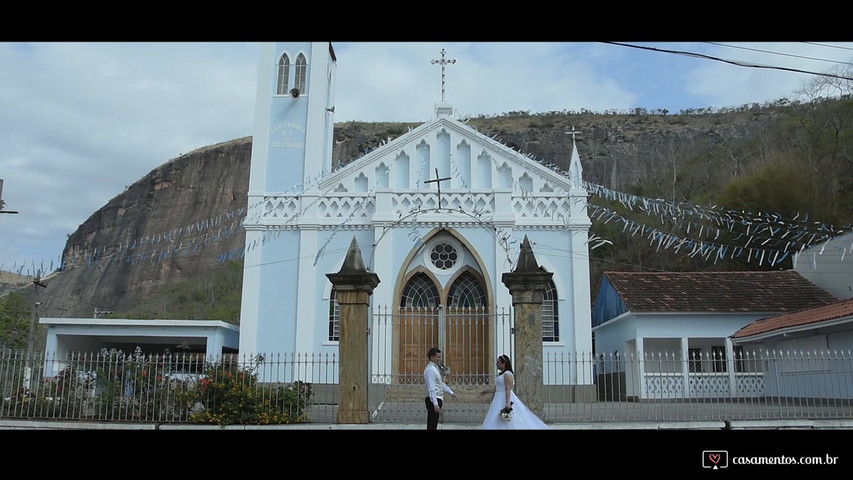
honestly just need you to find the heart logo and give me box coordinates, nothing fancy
[709,453,720,464]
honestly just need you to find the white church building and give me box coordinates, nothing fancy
[237,42,593,385]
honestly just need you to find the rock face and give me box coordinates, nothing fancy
[21,109,781,320]
[39,137,252,319]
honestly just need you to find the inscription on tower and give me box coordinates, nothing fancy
[270,121,306,148]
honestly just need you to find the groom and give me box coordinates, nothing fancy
[424,347,456,430]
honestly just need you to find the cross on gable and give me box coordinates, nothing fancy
[424,168,451,211]
[431,48,456,102]
[566,126,581,143]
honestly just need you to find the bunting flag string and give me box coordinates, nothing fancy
[10,138,853,280]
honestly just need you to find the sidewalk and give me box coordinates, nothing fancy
[3,418,852,430]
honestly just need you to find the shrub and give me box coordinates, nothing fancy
[87,347,189,422]
[177,358,313,426]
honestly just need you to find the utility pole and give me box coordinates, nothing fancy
[25,270,47,388]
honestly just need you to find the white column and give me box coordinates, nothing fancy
[681,337,690,399]
[725,337,737,398]
[371,224,393,377]
[637,337,646,400]
[238,227,262,356]
[295,228,318,353]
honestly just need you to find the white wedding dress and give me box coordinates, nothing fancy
[481,371,549,429]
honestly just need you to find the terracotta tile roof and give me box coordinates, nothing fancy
[603,270,837,313]
[732,297,853,339]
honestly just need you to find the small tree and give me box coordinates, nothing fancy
[0,292,31,350]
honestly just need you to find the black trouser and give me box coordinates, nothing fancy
[425,397,443,430]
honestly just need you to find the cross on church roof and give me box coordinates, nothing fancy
[424,168,451,211]
[431,48,456,102]
[566,126,581,143]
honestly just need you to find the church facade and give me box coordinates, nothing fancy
[238,42,593,384]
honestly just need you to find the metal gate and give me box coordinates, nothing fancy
[367,306,513,423]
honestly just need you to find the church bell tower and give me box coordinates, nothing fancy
[240,42,337,355]
[248,42,337,194]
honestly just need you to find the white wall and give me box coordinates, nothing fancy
[794,231,853,300]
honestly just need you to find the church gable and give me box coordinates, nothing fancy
[321,117,572,194]
[306,117,579,226]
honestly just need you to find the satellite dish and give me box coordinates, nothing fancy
[289,88,300,98]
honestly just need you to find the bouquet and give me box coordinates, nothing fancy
[499,402,514,421]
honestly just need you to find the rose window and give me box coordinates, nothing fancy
[429,243,458,270]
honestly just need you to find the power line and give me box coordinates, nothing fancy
[604,42,853,82]
[706,42,853,67]
[802,42,853,52]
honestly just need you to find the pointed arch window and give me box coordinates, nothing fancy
[276,53,291,96]
[400,273,440,308]
[448,272,486,309]
[328,288,340,341]
[542,279,559,342]
[295,53,307,95]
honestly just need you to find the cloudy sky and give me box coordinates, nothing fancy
[1,41,852,276]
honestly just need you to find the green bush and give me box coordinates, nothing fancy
[176,358,313,426]
[89,347,189,422]
[0,363,94,419]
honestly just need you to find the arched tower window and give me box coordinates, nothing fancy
[542,279,559,342]
[400,273,440,308]
[328,287,340,341]
[276,53,290,96]
[295,53,308,95]
[447,272,486,309]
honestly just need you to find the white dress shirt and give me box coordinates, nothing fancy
[424,361,454,406]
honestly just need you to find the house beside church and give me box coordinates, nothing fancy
[729,232,853,400]
[591,270,837,400]
[237,42,594,386]
[39,318,239,377]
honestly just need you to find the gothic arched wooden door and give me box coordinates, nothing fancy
[397,269,490,384]
[398,272,441,383]
[444,270,490,382]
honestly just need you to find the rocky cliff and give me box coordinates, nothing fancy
[37,137,252,320]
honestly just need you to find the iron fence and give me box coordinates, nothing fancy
[2,347,852,425]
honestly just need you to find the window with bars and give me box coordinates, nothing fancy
[542,280,559,342]
[733,346,754,373]
[711,346,727,373]
[295,53,307,95]
[276,53,290,95]
[328,288,340,341]
[688,347,703,373]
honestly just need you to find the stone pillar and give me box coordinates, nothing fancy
[501,235,552,416]
[327,237,380,424]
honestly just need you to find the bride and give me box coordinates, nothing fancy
[480,354,549,429]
